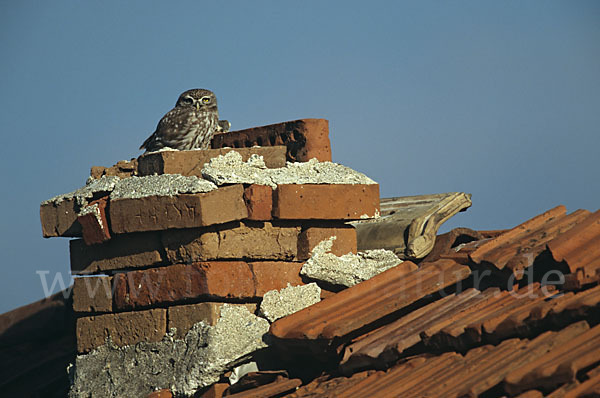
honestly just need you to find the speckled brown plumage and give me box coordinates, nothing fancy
[140,89,220,152]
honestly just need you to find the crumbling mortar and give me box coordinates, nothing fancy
[301,237,403,287]
[70,305,269,397]
[201,151,377,189]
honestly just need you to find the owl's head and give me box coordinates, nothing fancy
[175,89,218,111]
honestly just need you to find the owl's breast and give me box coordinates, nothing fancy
[179,110,219,150]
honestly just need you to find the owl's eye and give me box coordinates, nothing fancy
[201,97,211,103]
[182,97,194,105]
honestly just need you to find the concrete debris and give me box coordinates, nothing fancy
[77,203,102,226]
[69,305,269,397]
[301,237,402,287]
[42,176,120,207]
[229,362,259,384]
[201,151,377,189]
[202,152,273,187]
[43,173,218,208]
[110,174,217,200]
[148,147,178,153]
[259,283,322,323]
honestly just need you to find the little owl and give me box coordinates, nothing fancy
[140,88,228,152]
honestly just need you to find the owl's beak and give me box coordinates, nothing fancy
[195,102,201,110]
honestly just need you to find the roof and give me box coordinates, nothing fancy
[0,290,74,397]
[236,205,600,397]
[3,205,600,397]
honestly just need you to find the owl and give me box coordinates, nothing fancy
[217,119,231,133]
[140,88,226,152]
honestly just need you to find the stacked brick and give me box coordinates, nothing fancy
[39,118,380,356]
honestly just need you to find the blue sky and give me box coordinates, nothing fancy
[1,1,599,313]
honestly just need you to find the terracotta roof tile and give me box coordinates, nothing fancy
[545,283,600,313]
[285,371,376,398]
[545,366,600,397]
[420,227,483,264]
[505,321,600,394]
[547,209,600,289]
[340,285,553,371]
[290,321,592,397]
[470,205,591,279]
[14,192,600,397]
[225,376,301,397]
[342,283,600,373]
[340,287,484,371]
[269,259,471,342]
[420,321,590,397]
[546,364,600,397]
[0,290,74,396]
[515,391,544,398]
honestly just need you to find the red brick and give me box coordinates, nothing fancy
[77,198,111,245]
[297,225,357,260]
[161,221,300,263]
[113,262,254,310]
[113,261,304,310]
[70,231,165,274]
[90,158,138,179]
[146,390,172,398]
[40,197,81,237]
[72,276,113,313]
[250,261,304,296]
[109,184,248,234]
[167,302,257,338]
[203,383,229,398]
[273,184,380,220]
[244,184,273,221]
[137,147,286,177]
[298,118,332,163]
[211,119,331,162]
[76,308,166,353]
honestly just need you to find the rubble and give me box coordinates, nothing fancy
[300,237,403,287]
[110,174,216,199]
[137,147,287,177]
[259,283,321,322]
[42,176,120,207]
[43,117,590,397]
[201,151,376,189]
[69,305,269,397]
